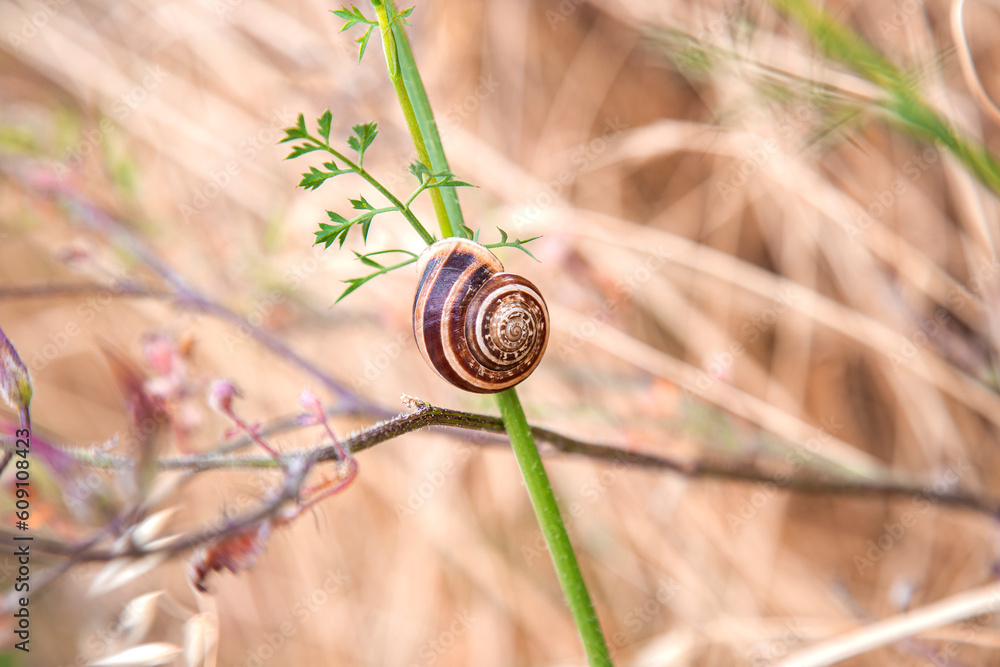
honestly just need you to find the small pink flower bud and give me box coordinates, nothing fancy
[207,379,241,415]
[297,388,325,425]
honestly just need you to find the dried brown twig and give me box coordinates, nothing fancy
[2,396,997,571]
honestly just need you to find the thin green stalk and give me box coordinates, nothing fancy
[372,0,456,239]
[768,0,1000,195]
[369,2,613,663]
[495,389,613,666]
[310,132,435,244]
[390,17,468,237]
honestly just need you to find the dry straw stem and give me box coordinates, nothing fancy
[778,580,1000,666]
[951,0,1000,127]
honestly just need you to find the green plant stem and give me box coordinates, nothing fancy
[392,23,467,236]
[495,389,613,666]
[373,0,463,239]
[369,2,613,662]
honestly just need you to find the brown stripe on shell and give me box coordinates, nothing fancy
[413,237,548,393]
[437,261,495,391]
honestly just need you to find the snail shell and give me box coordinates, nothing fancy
[413,238,549,393]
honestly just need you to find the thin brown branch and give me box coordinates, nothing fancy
[4,398,998,568]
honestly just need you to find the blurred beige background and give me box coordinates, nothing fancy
[2,0,1000,665]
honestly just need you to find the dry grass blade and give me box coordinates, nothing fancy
[778,581,1000,666]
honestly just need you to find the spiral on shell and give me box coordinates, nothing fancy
[413,237,549,393]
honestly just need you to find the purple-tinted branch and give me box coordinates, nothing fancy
[0,163,391,419]
[0,283,168,300]
[4,399,998,570]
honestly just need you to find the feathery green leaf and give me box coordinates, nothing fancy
[285,143,322,159]
[317,110,333,144]
[332,5,372,30]
[483,227,541,261]
[280,114,309,143]
[347,122,379,164]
